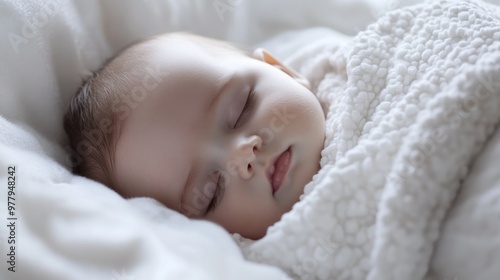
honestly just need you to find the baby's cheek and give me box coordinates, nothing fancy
[255,100,299,134]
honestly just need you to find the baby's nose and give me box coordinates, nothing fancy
[233,135,262,180]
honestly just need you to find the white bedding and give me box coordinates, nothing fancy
[1,0,500,280]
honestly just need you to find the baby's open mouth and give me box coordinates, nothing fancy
[269,146,292,195]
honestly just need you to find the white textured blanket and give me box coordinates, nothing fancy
[233,1,500,279]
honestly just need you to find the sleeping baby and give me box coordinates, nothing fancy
[64,33,326,240]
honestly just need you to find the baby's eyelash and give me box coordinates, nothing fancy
[206,172,225,213]
[233,90,256,129]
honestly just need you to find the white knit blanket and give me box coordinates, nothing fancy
[233,1,500,279]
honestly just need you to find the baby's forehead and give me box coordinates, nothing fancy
[114,36,240,105]
[105,33,252,131]
[108,33,246,85]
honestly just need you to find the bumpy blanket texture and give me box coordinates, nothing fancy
[233,1,500,279]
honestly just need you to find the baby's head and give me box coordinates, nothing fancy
[64,33,325,239]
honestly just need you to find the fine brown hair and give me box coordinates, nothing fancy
[63,38,148,189]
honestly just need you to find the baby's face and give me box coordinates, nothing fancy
[113,35,325,239]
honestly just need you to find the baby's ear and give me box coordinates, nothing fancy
[252,48,310,89]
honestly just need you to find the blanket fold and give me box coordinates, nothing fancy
[233,1,500,279]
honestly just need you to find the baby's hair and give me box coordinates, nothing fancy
[63,33,249,190]
[63,38,146,189]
